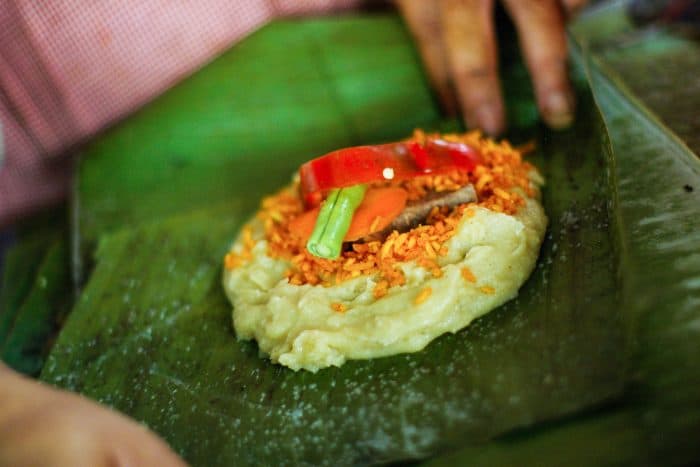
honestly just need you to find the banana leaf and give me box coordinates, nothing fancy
[0,232,51,346]
[1,236,71,376]
[586,47,700,466]
[425,33,700,467]
[0,207,69,349]
[42,15,630,466]
[571,1,700,154]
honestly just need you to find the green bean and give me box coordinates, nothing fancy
[306,184,367,259]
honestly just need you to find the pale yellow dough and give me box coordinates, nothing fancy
[223,189,547,372]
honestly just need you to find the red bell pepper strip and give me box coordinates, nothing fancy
[299,138,481,207]
[406,141,431,170]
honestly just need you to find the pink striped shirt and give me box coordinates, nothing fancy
[0,0,361,225]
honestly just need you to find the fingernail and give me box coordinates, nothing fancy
[475,104,502,135]
[544,92,574,129]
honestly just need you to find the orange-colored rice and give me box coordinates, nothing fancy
[330,302,347,313]
[225,130,537,294]
[461,266,477,283]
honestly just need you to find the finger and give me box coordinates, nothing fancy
[86,401,189,467]
[503,0,575,129]
[561,0,589,18]
[396,0,458,115]
[440,0,505,135]
[56,389,188,467]
[112,429,189,467]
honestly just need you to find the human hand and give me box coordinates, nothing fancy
[397,0,588,134]
[0,365,187,467]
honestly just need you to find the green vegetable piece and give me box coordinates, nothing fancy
[306,184,367,259]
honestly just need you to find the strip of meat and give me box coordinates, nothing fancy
[389,184,477,232]
[355,184,477,243]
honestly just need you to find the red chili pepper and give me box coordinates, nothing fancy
[299,138,481,207]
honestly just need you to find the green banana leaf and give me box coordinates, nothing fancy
[41,15,632,466]
[0,231,52,346]
[1,237,71,376]
[0,207,71,375]
[425,39,700,466]
[586,49,700,466]
[571,1,700,154]
[572,11,700,462]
